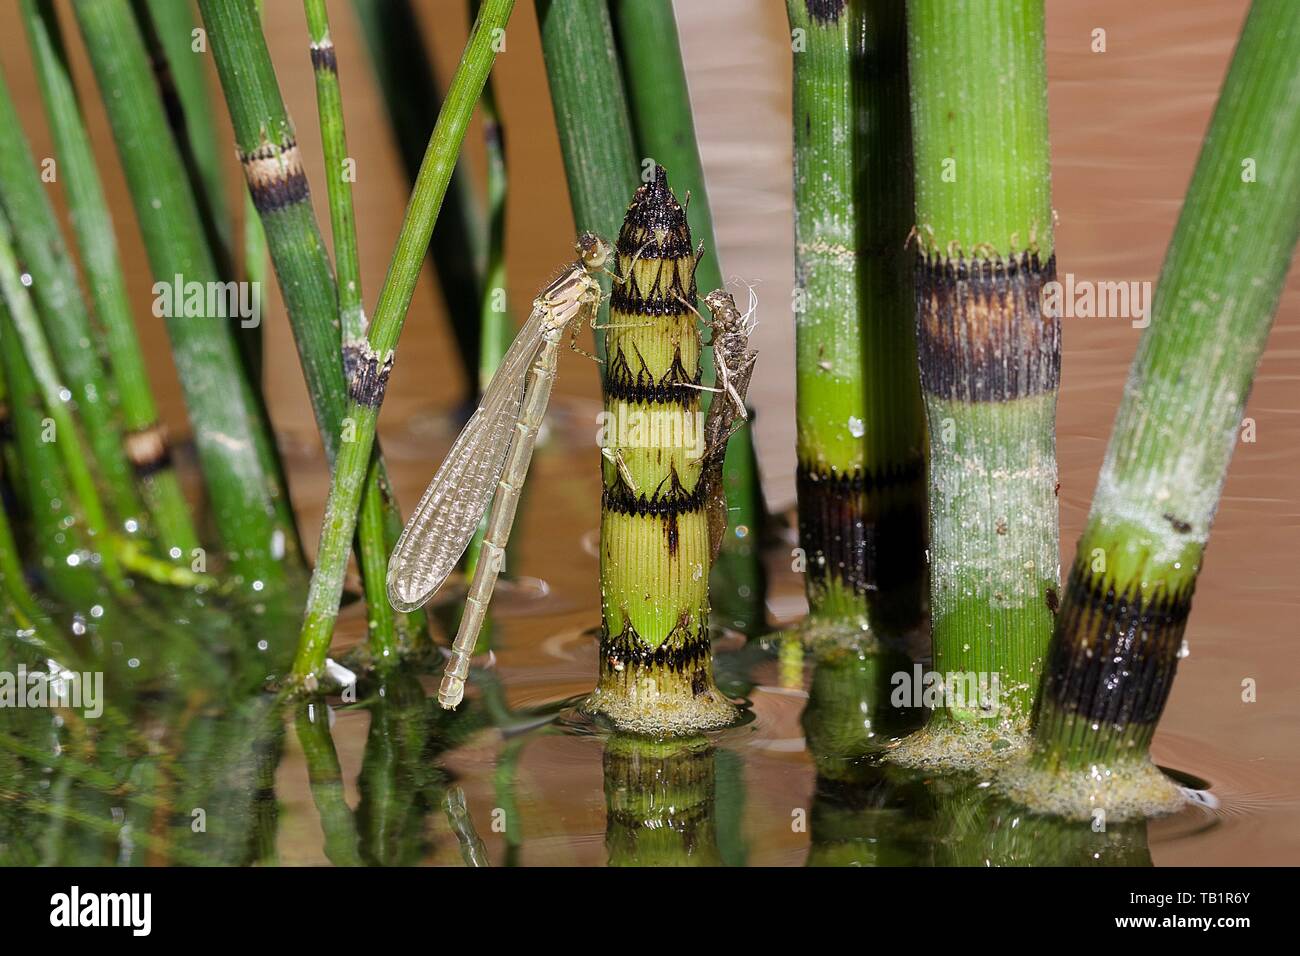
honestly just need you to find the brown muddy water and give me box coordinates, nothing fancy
[1,1,1296,865]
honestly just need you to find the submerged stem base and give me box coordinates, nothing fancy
[997,755,1187,823]
[887,718,1031,774]
[586,623,738,736]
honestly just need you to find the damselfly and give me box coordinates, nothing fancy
[387,234,612,709]
[693,287,759,561]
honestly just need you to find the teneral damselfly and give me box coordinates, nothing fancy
[387,234,611,709]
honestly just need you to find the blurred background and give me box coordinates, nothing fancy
[1,0,1295,863]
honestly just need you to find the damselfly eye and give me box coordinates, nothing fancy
[577,233,612,271]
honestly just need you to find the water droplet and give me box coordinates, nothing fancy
[90,605,104,619]
[124,518,139,533]
[20,272,33,287]
[847,416,865,438]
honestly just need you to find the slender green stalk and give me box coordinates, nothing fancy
[587,168,737,734]
[1015,0,1300,818]
[199,0,412,656]
[0,458,51,635]
[536,0,639,359]
[0,302,100,608]
[0,69,143,533]
[304,0,365,353]
[133,0,267,382]
[350,0,488,391]
[21,0,199,559]
[294,702,362,866]
[293,0,517,682]
[786,0,926,644]
[0,215,122,587]
[611,0,768,633]
[134,0,233,273]
[896,0,1058,761]
[73,0,301,589]
[464,0,511,588]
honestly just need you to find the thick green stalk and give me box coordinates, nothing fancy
[350,0,488,391]
[73,0,300,589]
[900,0,1058,755]
[0,215,121,587]
[0,70,143,533]
[199,0,410,656]
[788,0,927,639]
[536,0,639,359]
[22,0,199,558]
[293,0,516,682]
[588,168,736,734]
[1024,0,1300,808]
[611,0,768,633]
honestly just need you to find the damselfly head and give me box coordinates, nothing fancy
[576,233,612,272]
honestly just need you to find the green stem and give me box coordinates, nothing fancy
[350,0,488,394]
[589,168,736,734]
[73,0,301,590]
[294,702,362,866]
[293,0,517,683]
[199,0,410,657]
[0,67,144,533]
[900,0,1058,752]
[464,0,512,588]
[21,0,200,559]
[133,0,267,382]
[611,0,768,633]
[788,0,927,640]
[0,300,101,607]
[303,0,365,352]
[1030,0,1300,776]
[536,0,640,359]
[0,214,122,586]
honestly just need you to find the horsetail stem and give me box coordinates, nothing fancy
[351,0,488,393]
[901,0,1059,749]
[199,0,416,656]
[293,0,517,683]
[611,0,768,631]
[0,215,121,587]
[786,0,927,640]
[0,69,144,535]
[463,0,512,589]
[0,296,102,608]
[303,0,365,355]
[133,0,269,383]
[536,0,640,359]
[588,167,737,734]
[21,0,200,559]
[73,0,301,589]
[1029,0,1300,778]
